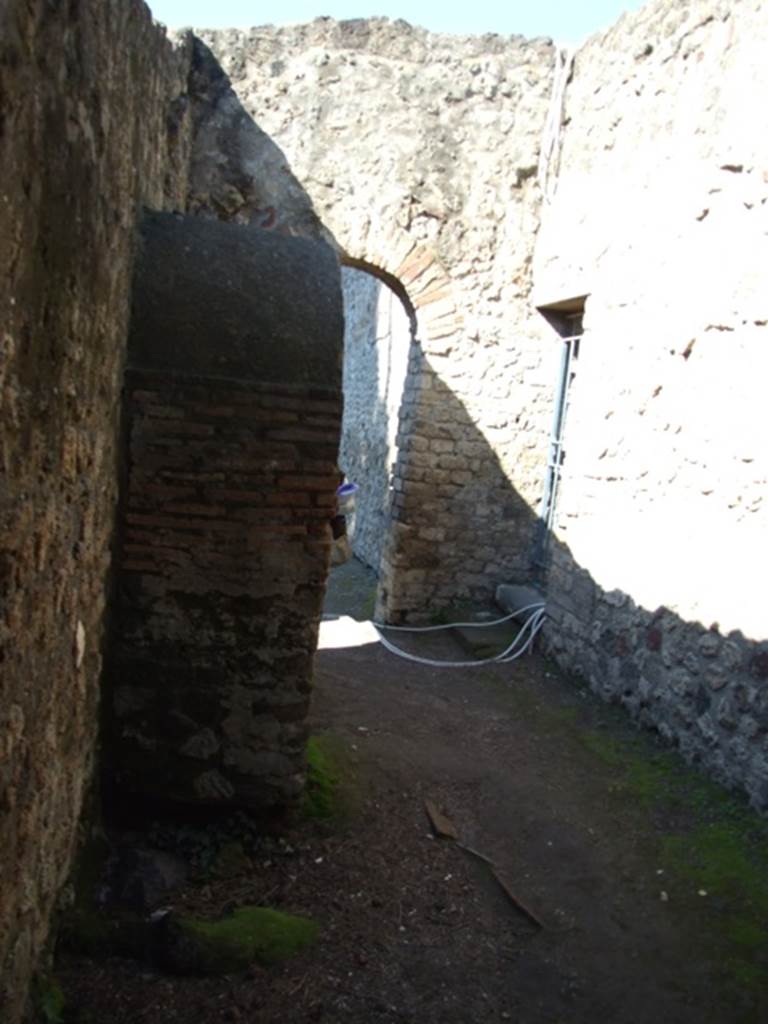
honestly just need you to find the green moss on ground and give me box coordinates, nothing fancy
[302,736,340,819]
[578,724,768,1002]
[60,905,318,977]
[660,822,768,992]
[179,906,318,972]
[301,733,360,821]
[478,660,768,1010]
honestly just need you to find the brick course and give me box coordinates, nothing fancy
[111,371,342,809]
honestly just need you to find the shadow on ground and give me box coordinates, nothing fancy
[310,596,768,1023]
[57,559,768,1023]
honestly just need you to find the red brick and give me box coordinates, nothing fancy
[128,482,196,500]
[304,415,342,429]
[188,405,235,418]
[265,492,312,507]
[131,389,162,404]
[126,513,240,533]
[162,502,227,517]
[145,420,215,436]
[278,474,339,492]
[298,459,340,475]
[143,404,185,419]
[121,560,160,573]
[267,427,336,444]
[249,525,308,539]
[205,488,268,504]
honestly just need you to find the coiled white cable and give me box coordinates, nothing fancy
[371,603,546,668]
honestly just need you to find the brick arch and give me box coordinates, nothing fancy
[341,254,418,337]
[336,230,463,622]
[339,226,463,348]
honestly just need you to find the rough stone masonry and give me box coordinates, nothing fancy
[533,0,768,811]
[195,19,560,616]
[197,1,767,811]
[1,0,767,1019]
[0,2,193,1018]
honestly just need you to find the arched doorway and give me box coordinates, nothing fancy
[338,264,415,576]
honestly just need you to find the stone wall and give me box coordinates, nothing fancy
[0,1,193,1017]
[199,6,768,805]
[196,15,767,818]
[339,268,412,571]
[198,20,558,620]
[184,35,328,240]
[110,212,342,812]
[533,0,768,806]
[4,1,768,1015]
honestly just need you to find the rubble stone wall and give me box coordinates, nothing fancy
[4,3,768,1016]
[0,1,193,1017]
[199,5,768,805]
[198,21,559,620]
[533,0,768,806]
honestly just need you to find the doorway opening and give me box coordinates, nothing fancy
[324,263,416,621]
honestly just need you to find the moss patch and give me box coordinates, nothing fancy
[60,905,318,977]
[479,660,768,1008]
[660,822,768,994]
[178,907,318,972]
[577,724,768,1001]
[302,736,339,819]
[301,733,360,822]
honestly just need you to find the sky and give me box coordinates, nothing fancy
[146,0,645,44]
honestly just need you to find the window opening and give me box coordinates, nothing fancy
[531,300,586,579]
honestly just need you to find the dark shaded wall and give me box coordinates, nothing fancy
[0,1,193,1016]
[110,213,343,811]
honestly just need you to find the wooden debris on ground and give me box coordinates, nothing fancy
[424,797,544,929]
[424,798,460,841]
[492,870,545,929]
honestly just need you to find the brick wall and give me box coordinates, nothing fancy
[109,212,344,812]
[112,373,341,808]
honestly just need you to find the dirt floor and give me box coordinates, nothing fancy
[55,560,768,1023]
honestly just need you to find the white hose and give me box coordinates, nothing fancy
[372,602,545,633]
[372,604,546,669]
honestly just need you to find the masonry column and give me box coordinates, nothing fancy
[109,211,343,811]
